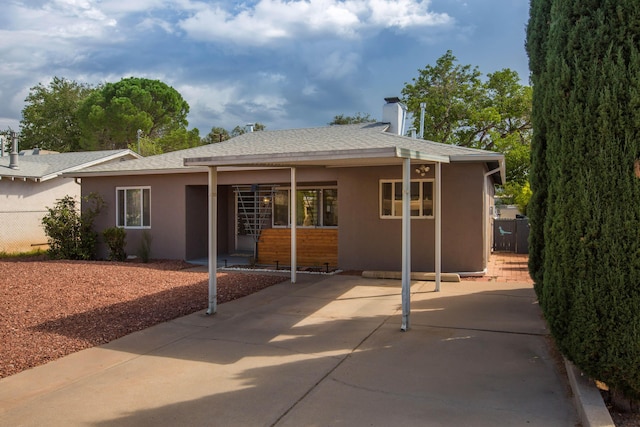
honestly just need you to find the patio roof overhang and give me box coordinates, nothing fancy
[183,143,503,332]
[183,146,451,169]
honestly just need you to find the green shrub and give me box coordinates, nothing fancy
[138,230,152,263]
[103,227,126,261]
[41,193,104,260]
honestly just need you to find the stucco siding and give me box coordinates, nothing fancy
[83,174,207,259]
[0,177,80,252]
[82,167,341,260]
[81,163,487,271]
[337,163,485,273]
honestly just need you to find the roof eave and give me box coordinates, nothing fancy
[185,147,452,168]
[65,167,208,178]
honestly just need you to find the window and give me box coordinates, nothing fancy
[273,187,338,227]
[380,179,433,218]
[116,187,150,228]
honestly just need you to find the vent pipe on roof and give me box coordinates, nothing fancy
[418,102,426,139]
[382,97,407,136]
[9,131,19,170]
[246,123,254,133]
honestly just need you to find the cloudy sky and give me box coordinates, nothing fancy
[0,0,530,135]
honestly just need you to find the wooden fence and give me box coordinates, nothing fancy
[257,228,338,267]
[493,218,529,254]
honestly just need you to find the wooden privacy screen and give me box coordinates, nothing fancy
[257,228,338,267]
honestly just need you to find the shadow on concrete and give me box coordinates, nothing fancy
[2,277,578,426]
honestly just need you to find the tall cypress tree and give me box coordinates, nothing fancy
[525,0,552,291]
[528,0,640,402]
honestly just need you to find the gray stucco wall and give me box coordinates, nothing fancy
[83,173,207,260]
[337,162,485,273]
[82,163,487,272]
[82,167,340,260]
[0,177,80,253]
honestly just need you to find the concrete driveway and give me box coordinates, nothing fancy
[0,274,578,426]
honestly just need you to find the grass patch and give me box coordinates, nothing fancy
[0,249,47,260]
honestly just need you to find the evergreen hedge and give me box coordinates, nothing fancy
[527,0,640,401]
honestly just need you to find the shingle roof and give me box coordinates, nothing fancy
[70,123,505,184]
[189,122,504,164]
[0,149,139,182]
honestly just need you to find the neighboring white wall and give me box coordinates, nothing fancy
[0,177,80,253]
[496,205,522,219]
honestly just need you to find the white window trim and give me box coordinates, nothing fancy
[379,179,435,219]
[272,186,338,229]
[116,186,151,229]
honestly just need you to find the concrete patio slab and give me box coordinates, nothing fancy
[0,275,579,427]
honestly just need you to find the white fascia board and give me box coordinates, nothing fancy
[184,147,400,167]
[57,151,140,174]
[395,147,450,163]
[64,165,275,178]
[448,153,504,162]
[65,167,208,178]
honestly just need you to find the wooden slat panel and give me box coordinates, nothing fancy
[257,228,338,267]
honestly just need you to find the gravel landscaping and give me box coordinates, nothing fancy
[0,259,287,379]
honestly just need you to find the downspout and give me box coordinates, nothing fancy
[207,166,218,315]
[483,166,502,271]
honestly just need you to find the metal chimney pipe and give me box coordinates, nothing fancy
[9,131,19,170]
[419,102,426,139]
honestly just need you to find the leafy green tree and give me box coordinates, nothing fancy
[77,77,190,151]
[202,126,230,144]
[329,113,375,125]
[402,50,484,146]
[19,77,94,152]
[402,51,531,151]
[41,193,104,260]
[402,51,532,205]
[127,135,162,157]
[156,127,201,152]
[527,0,640,405]
[231,122,266,137]
[0,129,12,154]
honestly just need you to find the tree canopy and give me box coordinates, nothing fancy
[20,77,94,152]
[402,51,531,150]
[402,51,532,210]
[329,113,375,125]
[77,77,190,151]
[230,122,266,137]
[202,127,231,144]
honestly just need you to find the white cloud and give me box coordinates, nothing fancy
[368,0,451,27]
[314,51,361,80]
[3,1,117,42]
[179,0,451,46]
[302,84,319,96]
[175,79,289,130]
